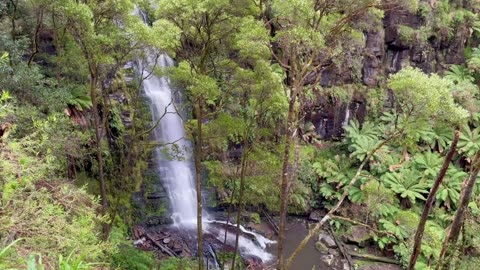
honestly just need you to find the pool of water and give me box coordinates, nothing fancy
[266,218,330,270]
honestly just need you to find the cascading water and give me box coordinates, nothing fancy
[142,54,198,226]
[140,53,275,264]
[341,103,350,127]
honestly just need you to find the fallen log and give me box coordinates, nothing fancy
[145,232,178,257]
[261,208,279,235]
[329,225,353,270]
[330,215,397,238]
[349,252,400,265]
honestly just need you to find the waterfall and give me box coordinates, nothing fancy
[391,50,400,72]
[140,53,275,263]
[342,103,350,127]
[142,54,198,227]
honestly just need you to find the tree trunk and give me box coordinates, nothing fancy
[436,151,480,270]
[408,128,460,270]
[90,73,109,239]
[221,178,236,270]
[9,0,18,40]
[194,101,204,270]
[231,148,248,270]
[28,9,43,67]
[277,92,297,270]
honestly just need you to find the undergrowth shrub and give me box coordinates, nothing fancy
[110,244,156,270]
[0,180,110,269]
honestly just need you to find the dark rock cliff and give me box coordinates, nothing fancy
[309,1,479,139]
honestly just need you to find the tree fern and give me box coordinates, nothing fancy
[344,119,380,145]
[349,136,387,161]
[67,87,92,111]
[445,64,474,84]
[413,151,444,178]
[467,46,480,72]
[458,125,480,158]
[430,168,467,209]
[382,169,429,204]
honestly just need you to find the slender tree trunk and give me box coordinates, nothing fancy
[408,128,460,270]
[436,152,480,270]
[90,72,109,239]
[28,9,43,67]
[9,0,18,40]
[221,177,236,270]
[231,148,248,270]
[51,7,62,84]
[194,101,204,270]
[277,91,297,270]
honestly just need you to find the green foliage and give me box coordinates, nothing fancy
[397,25,416,45]
[429,168,466,209]
[363,180,399,218]
[413,151,444,178]
[111,245,156,270]
[250,212,261,224]
[458,125,480,158]
[419,125,453,153]
[344,120,380,145]
[0,239,22,269]
[445,64,474,84]
[388,67,469,125]
[217,251,243,270]
[158,257,196,270]
[313,154,356,200]
[382,168,429,204]
[57,252,96,270]
[0,181,110,268]
[467,46,480,72]
[67,86,92,111]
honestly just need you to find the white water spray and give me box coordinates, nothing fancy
[342,103,350,127]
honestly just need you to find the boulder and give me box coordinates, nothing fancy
[318,232,337,248]
[319,254,335,266]
[328,248,339,256]
[344,225,372,247]
[315,241,329,254]
[309,210,322,221]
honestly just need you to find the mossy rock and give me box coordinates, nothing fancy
[315,241,329,254]
[343,225,372,247]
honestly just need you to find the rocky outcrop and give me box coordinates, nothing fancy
[363,28,385,87]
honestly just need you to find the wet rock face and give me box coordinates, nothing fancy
[308,96,366,139]
[363,29,385,87]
